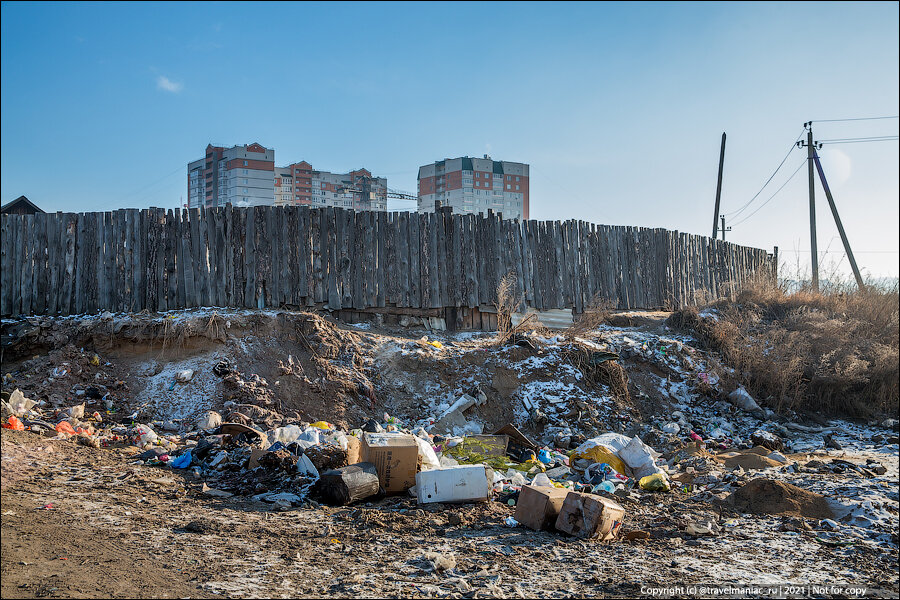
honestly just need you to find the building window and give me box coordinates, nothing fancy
[516,176,520,181]
[516,185,520,190]
[243,179,248,184]
[506,184,511,190]
[243,160,248,166]
[243,188,248,193]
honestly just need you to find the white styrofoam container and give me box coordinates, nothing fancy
[415,465,490,504]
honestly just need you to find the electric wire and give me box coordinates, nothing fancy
[721,130,805,218]
[817,136,899,145]
[730,159,806,227]
[811,116,898,123]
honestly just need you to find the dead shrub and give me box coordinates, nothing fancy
[494,271,548,345]
[667,274,899,418]
[563,344,630,404]
[568,294,613,335]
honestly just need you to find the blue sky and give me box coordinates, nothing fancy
[2,1,898,278]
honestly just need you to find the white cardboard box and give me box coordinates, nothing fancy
[415,465,490,504]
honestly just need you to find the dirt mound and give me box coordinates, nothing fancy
[716,451,782,470]
[728,478,834,518]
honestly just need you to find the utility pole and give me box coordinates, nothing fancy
[720,215,731,241]
[712,132,726,239]
[805,122,819,290]
[812,150,866,290]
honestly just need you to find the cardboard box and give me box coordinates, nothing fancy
[554,492,625,540]
[515,485,571,531]
[416,465,490,504]
[362,432,419,493]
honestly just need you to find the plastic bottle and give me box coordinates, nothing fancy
[596,480,616,494]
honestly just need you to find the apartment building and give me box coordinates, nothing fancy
[187,143,275,209]
[417,155,529,219]
[189,143,387,211]
[279,163,387,211]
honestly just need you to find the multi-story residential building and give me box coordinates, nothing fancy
[417,155,529,219]
[282,163,387,211]
[187,143,275,208]
[188,144,387,211]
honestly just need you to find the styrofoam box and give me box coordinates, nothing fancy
[415,465,490,504]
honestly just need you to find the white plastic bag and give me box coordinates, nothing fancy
[414,436,441,471]
[531,472,553,487]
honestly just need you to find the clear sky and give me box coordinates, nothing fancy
[2,1,898,279]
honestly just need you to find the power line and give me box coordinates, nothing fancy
[722,130,805,218]
[781,249,899,254]
[731,159,806,227]
[817,135,899,145]
[811,115,899,123]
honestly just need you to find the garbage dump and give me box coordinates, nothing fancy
[1,308,897,596]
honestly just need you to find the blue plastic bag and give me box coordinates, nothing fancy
[170,450,192,468]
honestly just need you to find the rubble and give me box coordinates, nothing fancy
[1,307,897,596]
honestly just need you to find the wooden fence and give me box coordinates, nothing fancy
[0,205,774,318]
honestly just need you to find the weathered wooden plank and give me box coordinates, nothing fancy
[95,212,108,312]
[464,215,477,308]
[257,206,272,307]
[310,208,322,304]
[35,214,49,314]
[181,209,194,308]
[152,209,164,312]
[205,207,219,306]
[115,210,126,312]
[436,208,448,307]
[164,209,176,310]
[0,216,10,315]
[172,209,184,309]
[133,210,145,312]
[374,210,385,308]
[279,206,291,306]
[409,212,420,309]
[200,206,213,307]
[19,215,34,315]
[350,209,364,309]
[429,211,441,309]
[10,215,22,314]
[0,216,8,314]
[329,207,340,308]
[243,207,256,308]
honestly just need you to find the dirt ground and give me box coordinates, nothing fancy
[1,309,898,598]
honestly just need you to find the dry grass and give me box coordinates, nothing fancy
[668,272,899,418]
[568,294,613,335]
[494,271,550,344]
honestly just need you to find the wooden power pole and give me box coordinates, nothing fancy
[712,132,726,239]
[812,150,866,290]
[805,123,819,290]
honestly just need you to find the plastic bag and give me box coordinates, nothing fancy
[56,421,77,435]
[132,424,159,447]
[170,450,192,468]
[3,415,25,430]
[531,472,553,487]
[570,440,629,476]
[414,435,441,471]
[639,473,670,492]
[619,436,659,469]
[266,425,303,447]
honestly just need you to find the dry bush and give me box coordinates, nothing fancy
[568,294,613,335]
[563,344,630,403]
[668,271,899,418]
[494,271,549,344]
